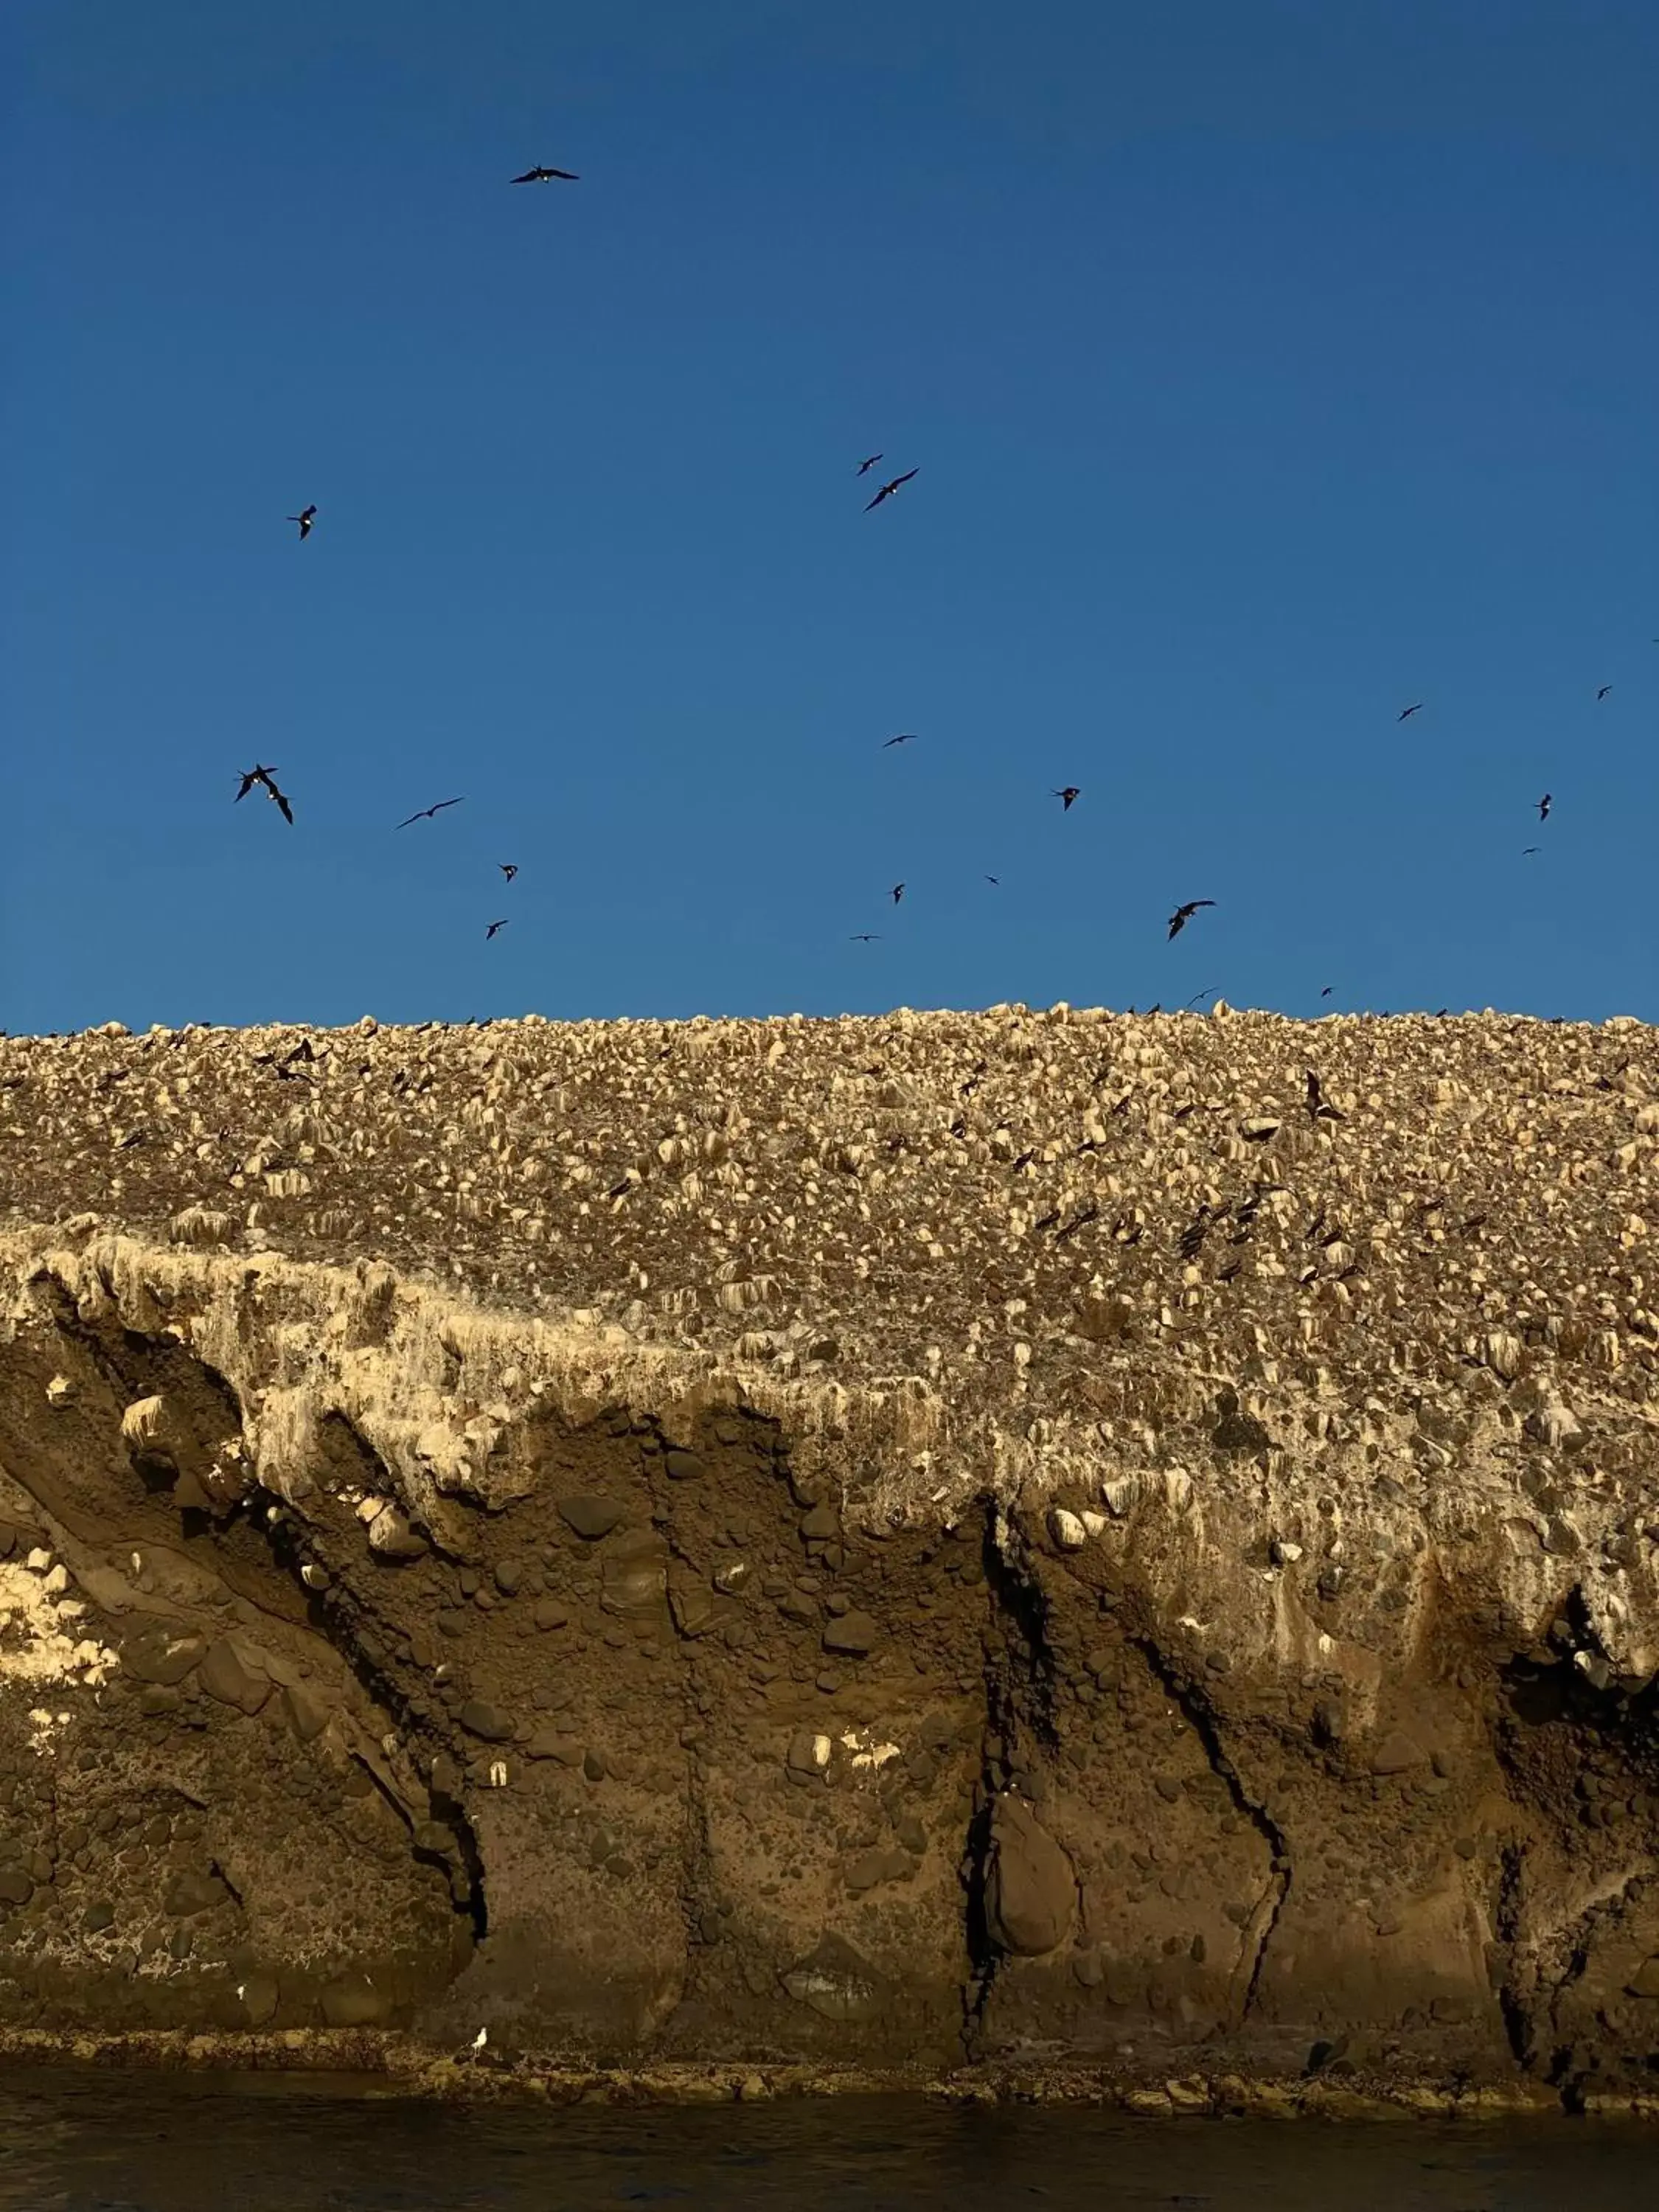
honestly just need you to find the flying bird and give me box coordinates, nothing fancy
[1397,702,1423,721]
[1596,685,1612,700]
[883,733,918,748]
[1166,899,1215,941]
[1051,786,1080,810]
[849,933,881,942]
[856,453,883,476]
[287,505,316,540]
[1522,846,1540,857]
[511,165,578,183]
[499,863,518,881]
[234,764,293,824]
[865,467,918,512]
[396,797,465,829]
[485,919,509,939]
[984,875,1000,886]
[1537,793,1552,821]
[1321,986,1333,998]
[890,883,905,904]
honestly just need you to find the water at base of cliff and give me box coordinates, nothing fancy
[0,2073,1652,2211]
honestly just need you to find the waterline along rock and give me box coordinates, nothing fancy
[0,1004,1657,2098]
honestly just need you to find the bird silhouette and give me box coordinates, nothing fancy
[865,467,919,512]
[234,765,293,824]
[1596,685,1612,700]
[1397,702,1423,721]
[1052,786,1080,810]
[511,164,578,183]
[849,933,881,942]
[984,875,1000,886]
[1537,793,1552,821]
[1166,899,1215,940]
[1320,985,1333,998]
[485,919,509,939]
[856,453,883,476]
[1522,846,1540,857]
[883,733,918,748]
[396,797,465,829]
[287,505,316,540]
[891,883,905,904]
[499,863,518,881]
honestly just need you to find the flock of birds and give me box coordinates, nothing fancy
[232,159,1633,976]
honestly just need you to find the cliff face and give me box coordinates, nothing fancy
[1,1004,1658,2096]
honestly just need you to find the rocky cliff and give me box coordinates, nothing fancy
[1,1003,1658,2102]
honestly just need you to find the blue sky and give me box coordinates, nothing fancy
[4,0,1656,1033]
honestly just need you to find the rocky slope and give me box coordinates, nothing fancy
[1,1002,1658,2099]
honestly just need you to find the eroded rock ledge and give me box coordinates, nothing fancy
[1,1005,1657,2101]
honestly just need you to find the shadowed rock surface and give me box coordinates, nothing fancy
[1,1004,1658,2102]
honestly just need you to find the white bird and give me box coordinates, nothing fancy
[472,2026,488,2052]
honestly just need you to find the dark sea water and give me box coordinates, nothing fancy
[0,2073,1651,2212]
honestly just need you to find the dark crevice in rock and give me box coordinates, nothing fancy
[961,1500,1060,2052]
[1128,1630,1290,2022]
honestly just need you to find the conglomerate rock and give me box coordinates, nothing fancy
[0,1003,1656,2096]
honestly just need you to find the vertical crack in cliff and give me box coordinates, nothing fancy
[961,1500,1061,2052]
[1129,1631,1290,2023]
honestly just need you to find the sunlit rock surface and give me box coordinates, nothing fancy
[1,1004,1656,2098]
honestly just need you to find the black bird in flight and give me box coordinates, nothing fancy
[984,874,1000,886]
[396,796,465,829]
[883,733,918,748]
[1522,846,1540,857]
[499,863,518,881]
[1537,792,1552,821]
[891,883,905,904]
[1052,786,1080,810]
[234,764,293,824]
[1166,898,1215,940]
[1321,985,1333,997]
[485,919,509,939]
[287,504,316,540]
[865,467,918,512]
[1596,684,1612,700]
[849,932,881,942]
[1184,987,1218,1009]
[512,164,579,183]
[856,453,883,476]
[1397,702,1424,721]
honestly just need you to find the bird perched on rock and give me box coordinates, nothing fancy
[856,453,883,476]
[511,164,578,183]
[234,765,293,824]
[499,863,518,882]
[1166,899,1214,940]
[1306,1071,1343,1121]
[1052,786,1080,810]
[865,467,918,512]
[287,505,316,540]
[485,919,509,939]
[396,797,465,828]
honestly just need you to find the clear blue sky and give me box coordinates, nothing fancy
[4,0,1656,1034]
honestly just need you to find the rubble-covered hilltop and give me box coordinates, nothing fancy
[1,1005,1657,2105]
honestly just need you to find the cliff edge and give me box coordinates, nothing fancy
[1,1004,1657,2102]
